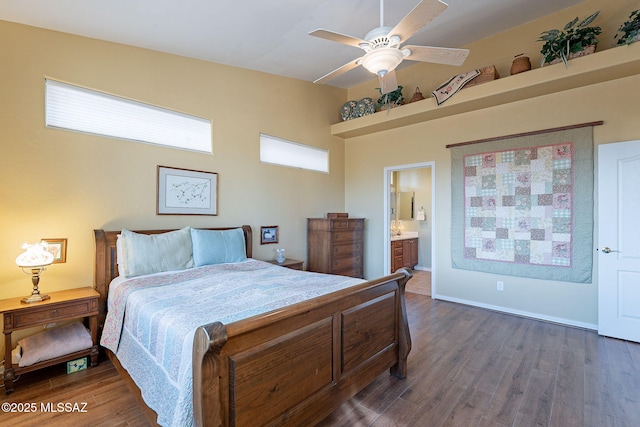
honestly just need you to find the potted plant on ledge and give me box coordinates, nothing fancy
[376,86,404,111]
[538,11,601,67]
[615,9,640,45]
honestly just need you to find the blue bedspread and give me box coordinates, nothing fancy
[100,259,363,426]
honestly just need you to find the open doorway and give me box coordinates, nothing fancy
[383,162,435,296]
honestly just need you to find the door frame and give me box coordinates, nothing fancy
[383,161,436,294]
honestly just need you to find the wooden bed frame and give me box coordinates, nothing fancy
[94,226,412,427]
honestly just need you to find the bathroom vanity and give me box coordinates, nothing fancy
[391,232,418,272]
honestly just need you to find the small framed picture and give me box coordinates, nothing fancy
[157,165,218,215]
[42,238,67,264]
[260,226,279,245]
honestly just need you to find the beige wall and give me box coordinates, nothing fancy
[345,0,640,327]
[347,0,639,102]
[1,0,638,353]
[344,0,640,327]
[0,20,348,325]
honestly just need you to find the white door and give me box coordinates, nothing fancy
[598,140,640,342]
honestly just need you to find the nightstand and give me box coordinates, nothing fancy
[1,287,99,394]
[266,258,304,270]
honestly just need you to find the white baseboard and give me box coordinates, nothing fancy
[432,294,598,331]
[414,266,431,272]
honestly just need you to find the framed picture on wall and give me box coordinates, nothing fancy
[260,226,279,244]
[157,166,218,215]
[42,238,67,263]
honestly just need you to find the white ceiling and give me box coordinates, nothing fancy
[0,0,584,89]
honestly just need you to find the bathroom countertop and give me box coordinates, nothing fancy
[390,231,419,241]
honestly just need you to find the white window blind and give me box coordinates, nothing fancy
[45,79,212,153]
[259,134,329,173]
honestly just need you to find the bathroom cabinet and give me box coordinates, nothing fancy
[391,238,418,272]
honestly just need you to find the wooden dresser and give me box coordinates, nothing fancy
[307,217,364,278]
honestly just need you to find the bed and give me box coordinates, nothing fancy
[94,225,412,426]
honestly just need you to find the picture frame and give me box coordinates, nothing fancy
[42,238,67,264]
[260,226,279,245]
[157,166,218,215]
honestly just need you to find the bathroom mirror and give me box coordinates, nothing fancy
[397,191,414,220]
[390,191,397,220]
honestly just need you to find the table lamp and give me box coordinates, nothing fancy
[15,241,54,303]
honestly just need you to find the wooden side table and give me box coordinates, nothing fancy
[266,258,304,270]
[1,287,99,394]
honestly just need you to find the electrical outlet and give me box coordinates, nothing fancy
[497,281,504,291]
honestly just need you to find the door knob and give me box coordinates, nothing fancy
[601,247,620,253]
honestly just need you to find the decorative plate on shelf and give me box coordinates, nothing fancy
[358,97,376,116]
[340,100,358,121]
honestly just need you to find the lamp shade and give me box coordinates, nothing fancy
[16,242,54,268]
[361,48,404,76]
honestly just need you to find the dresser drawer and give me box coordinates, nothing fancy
[332,243,362,258]
[332,230,363,243]
[9,300,95,330]
[329,219,364,230]
[333,266,363,279]
[332,255,362,271]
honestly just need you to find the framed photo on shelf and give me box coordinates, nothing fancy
[42,238,67,264]
[260,226,279,244]
[157,166,218,215]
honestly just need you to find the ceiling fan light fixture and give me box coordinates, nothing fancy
[361,47,403,76]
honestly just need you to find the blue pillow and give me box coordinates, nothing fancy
[190,228,247,267]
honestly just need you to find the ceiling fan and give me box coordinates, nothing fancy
[310,0,470,94]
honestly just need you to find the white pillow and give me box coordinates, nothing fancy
[18,322,92,367]
[121,227,194,278]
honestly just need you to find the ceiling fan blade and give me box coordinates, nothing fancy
[309,29,368,49]
[314,57,363,84]
[389,0,448,43]
[403,45,469,66]
[379,70,398,95]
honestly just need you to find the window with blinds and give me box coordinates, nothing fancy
[259,134,329,173]
[45,79,212,153]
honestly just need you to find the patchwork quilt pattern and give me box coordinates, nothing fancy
[463,142,574,267]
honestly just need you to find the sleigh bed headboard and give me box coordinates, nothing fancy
[93,225,252,327]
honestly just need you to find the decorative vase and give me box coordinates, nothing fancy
[276,248,286,263]
[510,56,531,75]
[408,87,425,103]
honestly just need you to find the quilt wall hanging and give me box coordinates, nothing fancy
[450,124,598,283]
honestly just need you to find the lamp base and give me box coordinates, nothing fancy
[21,293,50,304]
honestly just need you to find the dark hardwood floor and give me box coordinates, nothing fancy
[2,288,639,426]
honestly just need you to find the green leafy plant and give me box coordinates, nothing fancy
[376,86,404,110]
[538,11,601,66]
[614,9,640,45]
